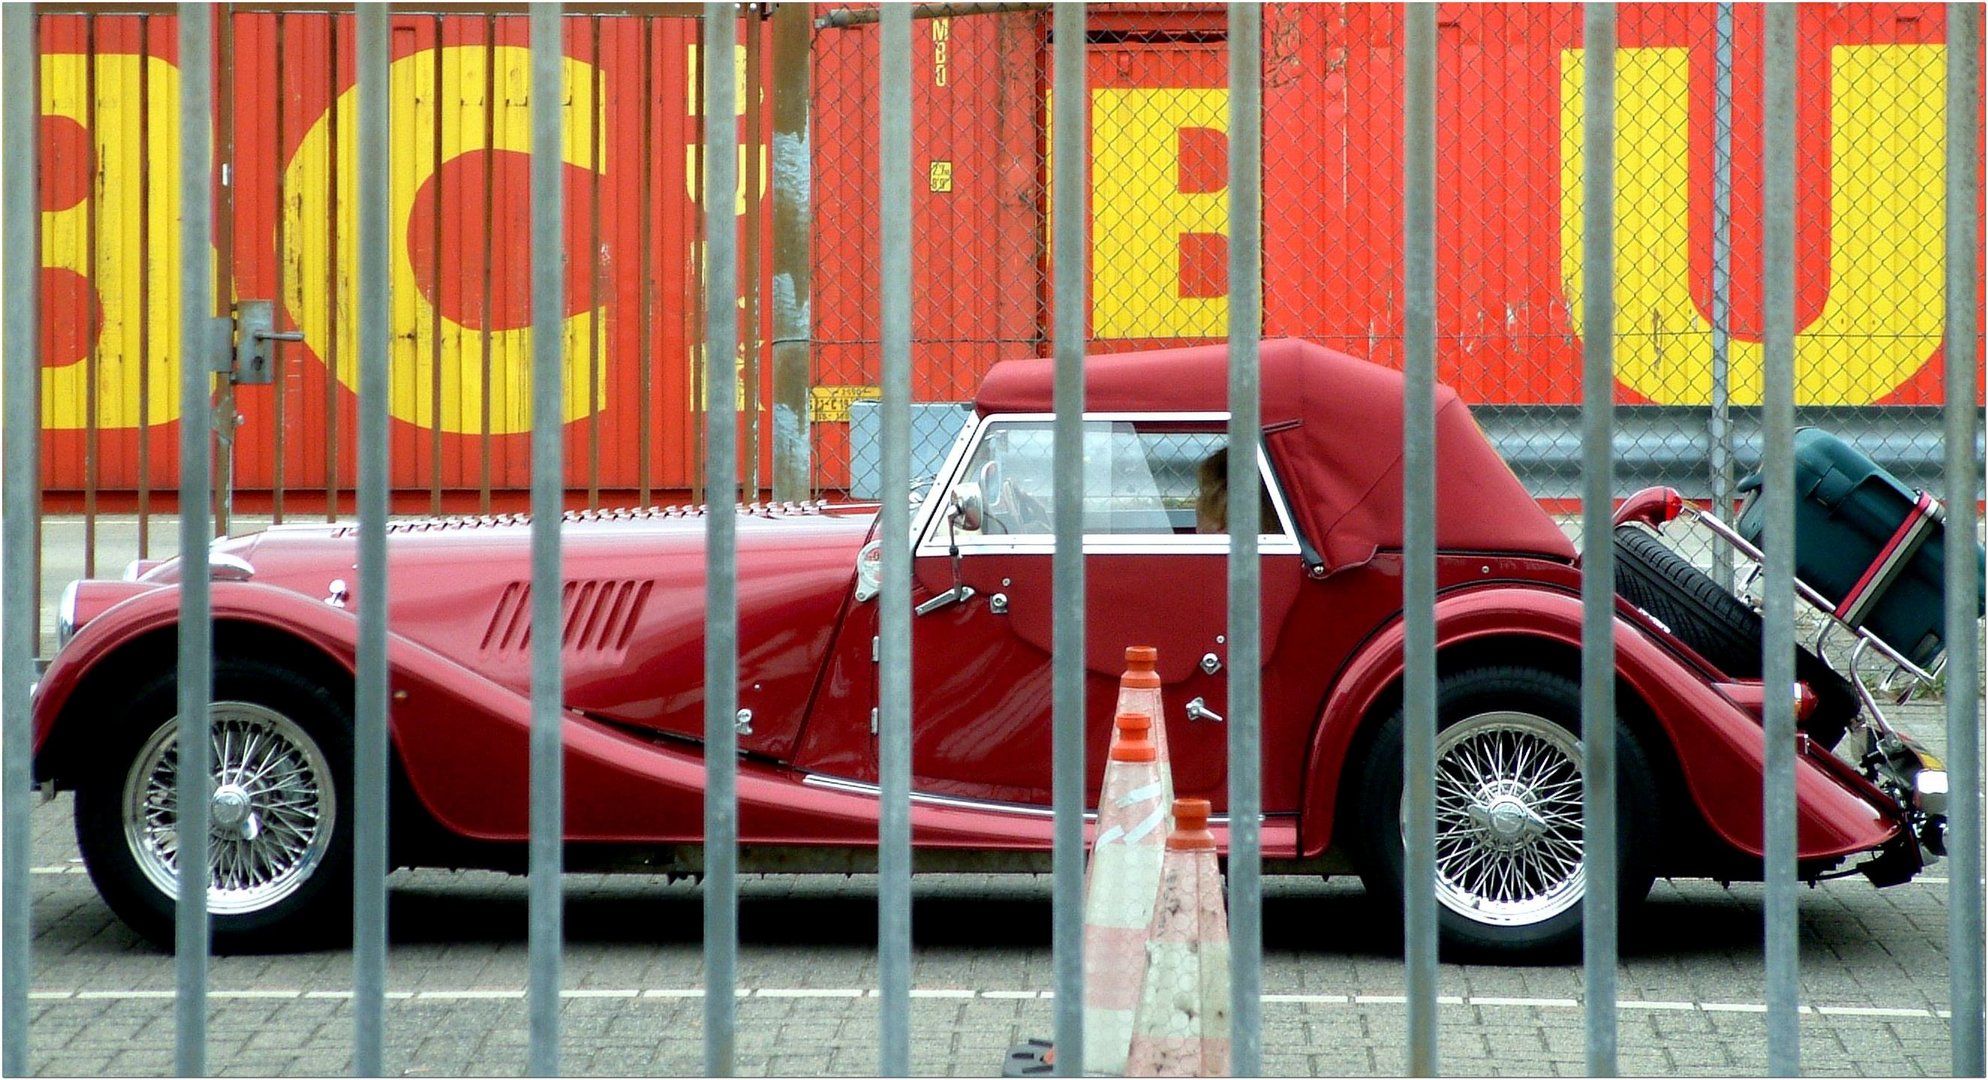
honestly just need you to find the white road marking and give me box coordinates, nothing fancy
[1816,1005,1939,1018]
[19,988,1952,1020]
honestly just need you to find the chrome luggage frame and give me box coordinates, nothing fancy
[1677,503,1946,749]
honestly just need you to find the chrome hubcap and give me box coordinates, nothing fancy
[123,702,336,916]
[1414,710,1586,927]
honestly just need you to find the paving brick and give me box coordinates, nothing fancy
[21,791,1968,1076]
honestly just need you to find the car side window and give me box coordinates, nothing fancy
[945,419,1290,542]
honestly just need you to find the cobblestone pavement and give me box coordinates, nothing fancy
[21,784,1965,1078]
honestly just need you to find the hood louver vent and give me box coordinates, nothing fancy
[481,579,653,655]
[332,500,833,536]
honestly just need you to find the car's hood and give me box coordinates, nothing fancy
[138,504,878,751]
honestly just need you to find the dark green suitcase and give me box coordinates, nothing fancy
[1737,427,1984,669]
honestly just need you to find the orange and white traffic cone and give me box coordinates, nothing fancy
[1082,711,1172,1076]
[1114,647,1174,820]
[1125,798,1231,1078]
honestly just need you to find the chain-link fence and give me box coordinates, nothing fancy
[17,3,1982,614]
[808,3,1978,544]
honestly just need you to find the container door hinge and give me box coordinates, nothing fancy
[870,707,880,736]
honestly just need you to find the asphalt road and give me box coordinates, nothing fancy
[19,515,1976,1075]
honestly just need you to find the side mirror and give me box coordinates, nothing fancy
[950,482,985,533]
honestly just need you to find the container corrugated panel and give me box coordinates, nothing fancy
[29,5,1986,502]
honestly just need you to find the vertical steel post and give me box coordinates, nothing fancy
[1708,2,1737,591]
[770,3,813,502]
[1578,8,1619,1074]
[1400,6,1440,1076]
[1224,6,1263,1075]
[1944,5,1985,1075]
[527,5,566,1076]
[354,5,392,1075]
[702,5,741,1075]
[212,10,237,539]
[742,14,762,499]
[139,12,155,548]
[1050,5,1087,1074]
[2,7,40,1076]
[176,4,217,1074]
[876,5,915,1074]
[1760,6,1801,1075]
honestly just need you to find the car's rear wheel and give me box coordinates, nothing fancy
[1612,523,1858,749]
[1353,666,1658,960]
[75,658,353,952]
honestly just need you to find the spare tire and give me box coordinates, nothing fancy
[1611,524,1858,749]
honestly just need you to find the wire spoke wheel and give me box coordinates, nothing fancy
[1417,710,1587,928]
[121,701,338,917]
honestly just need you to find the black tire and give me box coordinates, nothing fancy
[1352,666,1659,961]
[75,658,354,952]
[1612,524,1858,749]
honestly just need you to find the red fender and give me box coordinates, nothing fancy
[31,582,1074,852]
[1298,585,1899,861]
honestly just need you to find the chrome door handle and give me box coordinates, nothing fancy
[1185,697,1224,724]
[914,585,975,617]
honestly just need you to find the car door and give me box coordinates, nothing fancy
[902,415,1305,810]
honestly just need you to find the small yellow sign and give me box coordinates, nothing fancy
[931,17,950,86]
[929,160,954,193]
[811,385,882,423]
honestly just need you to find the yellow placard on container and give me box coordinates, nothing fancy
[811,385,882,423]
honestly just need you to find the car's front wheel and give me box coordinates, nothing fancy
[75,658,354,952]
[1353,666,1659,959]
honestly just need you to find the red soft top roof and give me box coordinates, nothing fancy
[974,338,1575,573]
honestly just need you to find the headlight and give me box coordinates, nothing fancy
[56,580,81,649]
[1914,769,1949,816]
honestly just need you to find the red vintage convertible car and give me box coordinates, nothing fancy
[32,339,1950,957]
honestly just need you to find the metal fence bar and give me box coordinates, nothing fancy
[1578,7,1619,1075]
[83,15,99,581]
[1224,5,1263,1075]
[1944,6,1985,1075]
[176,4,217,1073]
[528,5,567,1075]
[702,4,741,1074]
[1400,6,1439,1076]
[140,10,156,546]
[741,14,762,497]
[2,6,40,1075]
[770,3,812,503]
[1049,5,1086,1074]
[353,5,392,1074]
[1759,6,1800,1074]
[876,4,914,1074]
[1708,2,1736,591]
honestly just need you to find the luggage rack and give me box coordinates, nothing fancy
[1677,503,1945,743]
